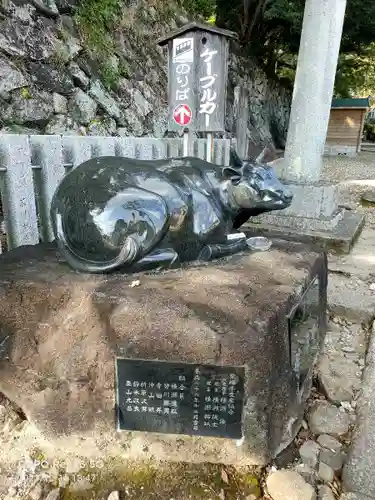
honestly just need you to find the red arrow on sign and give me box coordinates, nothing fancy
[173,104,192,126]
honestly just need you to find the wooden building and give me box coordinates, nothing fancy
[325,97,371,156]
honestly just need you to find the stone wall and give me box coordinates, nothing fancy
[0,0,291,148]
[228,53,292,151]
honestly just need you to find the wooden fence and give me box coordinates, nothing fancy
[0,135,231,254]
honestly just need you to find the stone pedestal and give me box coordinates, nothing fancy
[0,242,327,466]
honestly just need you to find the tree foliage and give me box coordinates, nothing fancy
[335,45,375,98]
[182,0,216,19]
[74,0,375,97]
[212,0,375,96]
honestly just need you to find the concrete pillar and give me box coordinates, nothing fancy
[283,0,347,183]
[240,0,365,252]
[321,0,347,139]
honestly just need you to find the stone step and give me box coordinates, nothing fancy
[361,142,375,152]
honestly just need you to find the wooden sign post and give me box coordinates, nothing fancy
[157,22,236,161]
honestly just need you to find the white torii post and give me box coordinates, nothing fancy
[244,0,364,249]
[321,0,347,138]
[282,0,348,183]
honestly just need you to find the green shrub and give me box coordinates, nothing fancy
[180,0,215,19]
[74,0,122,54]
[364,121,375,142]
[74,0,126,89]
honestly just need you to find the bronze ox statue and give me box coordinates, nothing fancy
[50,148,293,273]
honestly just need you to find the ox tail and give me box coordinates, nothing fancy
[53,212,139,274]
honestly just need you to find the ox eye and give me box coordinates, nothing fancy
[226,173,241,185]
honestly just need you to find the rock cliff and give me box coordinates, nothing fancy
[0,0,291,148]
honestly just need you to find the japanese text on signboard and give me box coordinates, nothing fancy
[172,38,194,126]
[199,46,218,129]
[165,31,228,132]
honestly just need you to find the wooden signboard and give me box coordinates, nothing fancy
[158,22,236,134]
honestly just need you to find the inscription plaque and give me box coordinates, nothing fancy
[288,276,321,393]
[115,359,245,439]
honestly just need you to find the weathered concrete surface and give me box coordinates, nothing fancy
[317,319,365,405]
[328,273,375,324]
[325,226,375,323]
[342,328,375,498]
[0,241,327,466]
[328,227,375,281]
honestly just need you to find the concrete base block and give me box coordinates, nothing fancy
[242,178,365,253]
[243,210,365,254]
[328,272,375,324]
[258,208,344,232]
[279,182,341,219]
[251,181,344,232]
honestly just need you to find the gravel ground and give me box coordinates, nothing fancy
[322,152,375,183]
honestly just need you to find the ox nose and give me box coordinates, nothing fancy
[273,188,293,206]
[279,186,293,201]
[285,189,294,202]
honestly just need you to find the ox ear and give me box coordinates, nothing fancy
[229,147,244,169]
[222,166,241,184]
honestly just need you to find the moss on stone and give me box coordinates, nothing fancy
[100,63,120,92]
[74,0,135,90]
[74,0,122,52]
[20,87,32,99]
[99,57,132,91]
[56,457,262,499]
[50,41,71,67]
[73,0,176,90]
[74,0,122,89]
